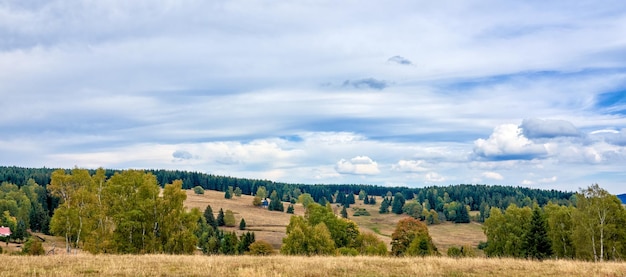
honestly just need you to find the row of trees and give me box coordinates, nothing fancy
[483,184,626,262]
[0,166,574,216]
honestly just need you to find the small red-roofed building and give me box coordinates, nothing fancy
[0,226,11,237]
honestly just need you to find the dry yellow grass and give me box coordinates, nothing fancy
[184,192,487,253]
[184,190,306,249]
[428,222,487,254]
[1,254,625,277]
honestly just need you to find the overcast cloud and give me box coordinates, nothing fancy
[1,0,626,193]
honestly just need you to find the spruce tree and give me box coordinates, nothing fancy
[369,196,376,205]
[364,196,370,205]
[524,207,553,260]
[217,208,225,226]
[347,193,356,204]
[204,205,217,229]
[239,218,246,230]
[341,206,348,218]
[224,189,232,199]
[379,198,390,214]
[286,204,295,214]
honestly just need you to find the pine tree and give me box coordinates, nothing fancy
[347,193,356,204]
[379,198,390,214]
[369,196,377,205]
[341,206,348,218]
[224,189,232,199]
[239,218,246,230]
[217,208,225,226]
[204,205,217,229]
[364,196,370,205]
[524,207,553,260]
[286,204,295,214]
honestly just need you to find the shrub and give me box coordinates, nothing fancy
[193,186,205,194]
[352,208,370,216]
[338,247,359,256]
[447,246,463,258]
[248,240,274,255]
[224,210,236,227]
[22,238,45,256]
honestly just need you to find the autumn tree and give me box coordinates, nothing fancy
[391,217,437,256]
[249,240,273,255]
[297,193,315,209]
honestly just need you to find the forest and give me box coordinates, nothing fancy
[0,166,623,262]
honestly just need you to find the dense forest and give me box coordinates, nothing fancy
[0,166,573,214]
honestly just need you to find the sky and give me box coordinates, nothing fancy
[1,1,626,194]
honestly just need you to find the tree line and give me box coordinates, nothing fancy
[482,184,626,262]
[0,166,574,215]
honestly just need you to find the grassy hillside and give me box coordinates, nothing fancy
[1,254,625,277]
[184,189,486,253]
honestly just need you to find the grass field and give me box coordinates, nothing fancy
[1,254,625,277]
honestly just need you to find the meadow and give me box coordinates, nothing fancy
[1,254,626,277]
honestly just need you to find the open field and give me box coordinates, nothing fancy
[1,254,625,277]
[184,191,486,253]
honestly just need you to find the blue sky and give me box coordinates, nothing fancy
[1,1,626,194]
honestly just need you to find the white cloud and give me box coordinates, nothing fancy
[392,160,429,172]
[425,172,446,183]
[473,124,548,160]
[335,156,380,175]
[482,171,504,180]
[521,180,534,185]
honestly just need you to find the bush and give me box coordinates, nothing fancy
[248,240,274,255]
[338,247,359,256]
[447,245,476,258]
[224,210,236,227]
[352,208,370,216]
[22,238,45,256]
[193,186,205,195]
[447,246,463,258]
